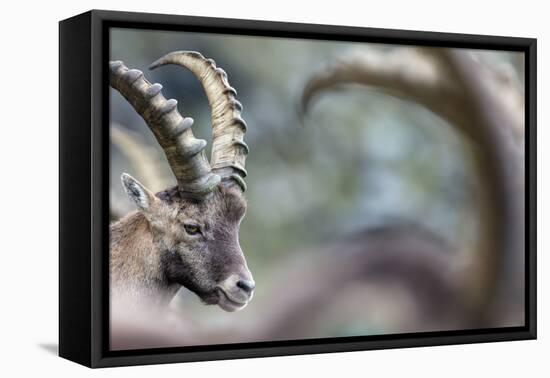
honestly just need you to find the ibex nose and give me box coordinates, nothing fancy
[236,279,255,293]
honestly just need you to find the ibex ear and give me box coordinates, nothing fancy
[121,173,158,213]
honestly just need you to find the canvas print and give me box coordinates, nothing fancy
[108,28,525,351]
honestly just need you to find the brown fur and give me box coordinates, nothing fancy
[110,182,253,311]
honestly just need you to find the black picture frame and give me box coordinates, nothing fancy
[59,9,537,368]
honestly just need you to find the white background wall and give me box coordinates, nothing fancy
[0,0,545,376]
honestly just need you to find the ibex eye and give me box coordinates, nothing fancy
[184,224,201,235]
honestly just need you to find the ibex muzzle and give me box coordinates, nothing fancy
[110,51,254,312]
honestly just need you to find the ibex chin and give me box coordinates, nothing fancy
[109,51,255,313]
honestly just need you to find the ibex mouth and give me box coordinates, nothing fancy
[216,288,249,312]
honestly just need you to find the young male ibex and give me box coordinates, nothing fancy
[109,51,255,313]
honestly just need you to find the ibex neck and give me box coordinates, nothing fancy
[110,211,179,307]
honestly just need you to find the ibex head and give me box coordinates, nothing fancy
[110,52,254,311]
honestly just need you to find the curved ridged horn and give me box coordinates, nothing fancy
[150,51,248,192]
[110,61,220,200]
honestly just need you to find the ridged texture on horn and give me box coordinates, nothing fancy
[110,60,220,199]
[150,51,248,192]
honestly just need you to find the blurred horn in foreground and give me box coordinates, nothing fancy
[300,47,524,327]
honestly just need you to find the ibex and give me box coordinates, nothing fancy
[108,47,523,350]
[109,51,255,313]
